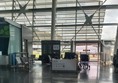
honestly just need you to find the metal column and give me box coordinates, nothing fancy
[12,0,15,20]
[32,0,36,42]
[71,41,75,52]
[98,1,101,62]
[114,26,118,55]
[51,0,57,40]
[74,0,78,52]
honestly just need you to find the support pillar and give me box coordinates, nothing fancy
[71,41,75,52]
[114,26,118,55]
[32,0,36,42]
[51,0,57,40]
[12,0,15,20]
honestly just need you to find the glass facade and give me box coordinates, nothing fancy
[8,24,21,54]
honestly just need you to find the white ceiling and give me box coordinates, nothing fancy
[102,0,118,40]
[0,0,117,42]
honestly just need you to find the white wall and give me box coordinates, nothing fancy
[102,0,118,40]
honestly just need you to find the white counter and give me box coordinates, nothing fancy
[52,59,78,71]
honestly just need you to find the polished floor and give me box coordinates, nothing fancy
[0,61,118,83]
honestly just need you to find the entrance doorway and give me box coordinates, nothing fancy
[76,43,99,62]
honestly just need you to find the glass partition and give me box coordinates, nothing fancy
[8,24,21,54]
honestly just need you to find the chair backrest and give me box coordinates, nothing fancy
[20,57,29,64]
[31,55,35,58]
[80,54,89,61]
[16,57,22,64]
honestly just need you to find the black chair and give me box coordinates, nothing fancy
[79,54,90,70]
[64,52,76,59]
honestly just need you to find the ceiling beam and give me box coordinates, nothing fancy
[27,23,118,27]
[0,4,118,14]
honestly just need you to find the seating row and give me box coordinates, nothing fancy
[15,56,34,71]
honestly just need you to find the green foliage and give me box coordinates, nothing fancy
[0,25,9,37]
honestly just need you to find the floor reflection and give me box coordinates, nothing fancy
[0,61,118,83]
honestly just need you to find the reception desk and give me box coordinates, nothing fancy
[52,59,78,72]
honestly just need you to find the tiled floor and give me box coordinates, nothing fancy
[0,61,118,83]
